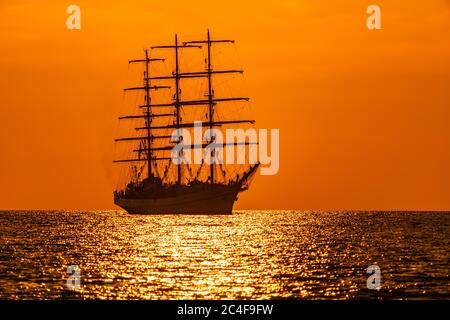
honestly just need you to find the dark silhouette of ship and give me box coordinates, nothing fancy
[113,30,259,214]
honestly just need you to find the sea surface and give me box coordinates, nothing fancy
[0,210,448,299]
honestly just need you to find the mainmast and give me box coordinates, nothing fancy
[207,30,214,183]
[184,29,235,184]
[174,35,181,184]
[144,49,152,178]
[151,35,200,185]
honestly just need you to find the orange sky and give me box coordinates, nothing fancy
[0,0,449,210]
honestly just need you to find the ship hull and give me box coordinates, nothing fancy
[114,185,240,215]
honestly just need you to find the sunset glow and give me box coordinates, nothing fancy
[1,0,449,210]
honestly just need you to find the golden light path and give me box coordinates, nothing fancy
[1,210,448,299]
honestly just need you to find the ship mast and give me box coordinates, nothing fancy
[175,35,181,184]
[114,31,257,186]
[207,30,214,183]
[114,51,169,173]
[151,35,201,185]
[144,49,153,178]
[184,29,235,184]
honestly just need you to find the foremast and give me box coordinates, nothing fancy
[115,50,169,179]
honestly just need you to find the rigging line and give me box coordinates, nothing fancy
[186,162,194,180]
[163,160,172,180]
[195,160,204,180]
[116,69,137,167]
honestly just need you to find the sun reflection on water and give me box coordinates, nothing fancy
[0,210,449,299]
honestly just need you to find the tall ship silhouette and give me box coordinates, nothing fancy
[113,30,259,214]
